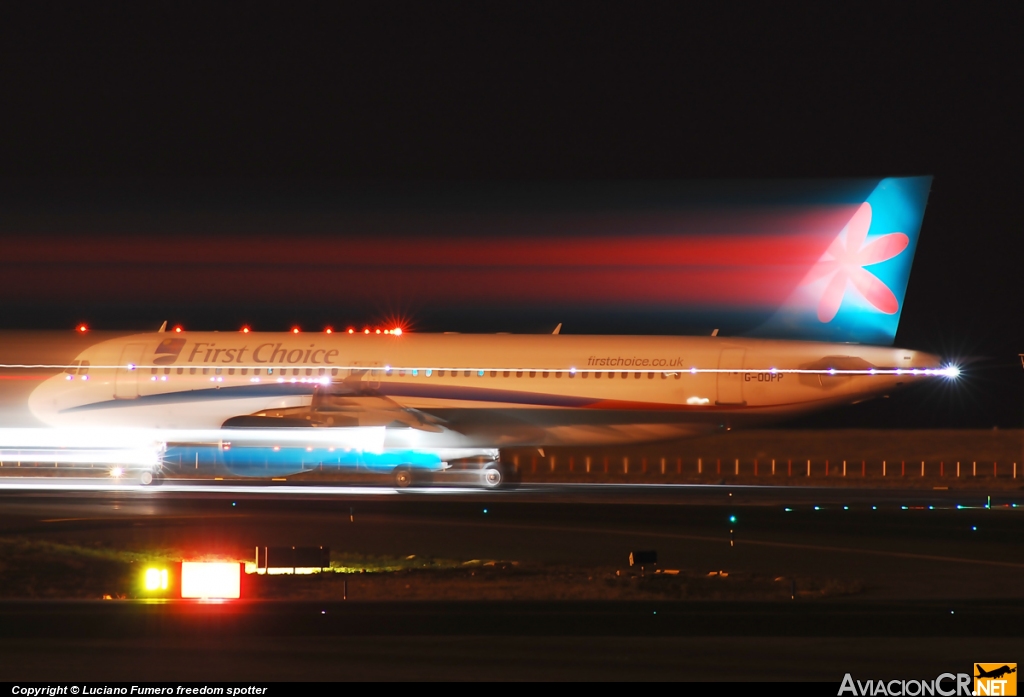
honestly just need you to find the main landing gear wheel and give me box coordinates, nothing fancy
[481,465,503,489]
[394,468,415,488]
[139,471,155,486]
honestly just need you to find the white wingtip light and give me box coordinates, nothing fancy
[942,365,961,379]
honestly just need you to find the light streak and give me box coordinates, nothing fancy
[0,364,961,377]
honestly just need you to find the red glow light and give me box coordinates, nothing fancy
[325,327,333,334]
[174,325,183,333]
[180,562,241,600]
[393,327,403,336]
[347,328,354,334]
[375,328,381,334]
[241,326,250,334]
[292,327,300,334]
[77,324,88,333]
[364,329,370,334]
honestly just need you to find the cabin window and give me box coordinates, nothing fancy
[426,369,432,376]
[215,367,222,375]
[399,369,406,376]
[542,371,549,378]
[581,371,588,378]
[177,367,184,375]
[151,367,157,375]
[227,368,235,375]
[674,372,681,379]
[478,370,484,377]
[190,367,196,375]
[241,368,248,375]
[331,368,338,376]
[412,369,419,376]
[516,370,523,378]
[163,367,170,375]
[555,371,562,378]
[529,371,536,378]
[465,370,472,377]
[305,368,312,376]
[318,367,325,376]
[594,371,601,379]
[490,370,497,377]
[568,371,574,378]
[661,372,667,379]
[634,372,641,379]
[437,369,445,377]
[202,368,209,375]
[292,368,299,376]
[503,370,510,377]
[267,368,274,375]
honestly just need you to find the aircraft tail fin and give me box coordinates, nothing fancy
[750,176,932,345]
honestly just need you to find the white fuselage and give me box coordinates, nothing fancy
[10,330,946,452]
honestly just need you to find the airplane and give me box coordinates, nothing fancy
[0,176,957,487]
[976,666,1016,680]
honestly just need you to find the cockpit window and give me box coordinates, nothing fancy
[63,360,80,375]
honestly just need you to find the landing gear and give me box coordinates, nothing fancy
[481,463,503,489]
[393,467,415,488]
[138,470,162,486]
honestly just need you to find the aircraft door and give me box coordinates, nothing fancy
[114,343,147,399]
[716,349,746,406]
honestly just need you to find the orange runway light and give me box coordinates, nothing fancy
[180,562,241,599]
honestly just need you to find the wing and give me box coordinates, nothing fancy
[222,375,446,432]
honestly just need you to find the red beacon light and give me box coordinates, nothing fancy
[364,329,370,334]
[173,325,183,333]
[325,327,333,334]
[77,324,88,333]
[292,327,301,334]
[393,327,403,336]
[241,326,251,334]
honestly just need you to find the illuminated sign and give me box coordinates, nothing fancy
[180,562,242,599]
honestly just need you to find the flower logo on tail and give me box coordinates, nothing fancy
[807,203,909,323]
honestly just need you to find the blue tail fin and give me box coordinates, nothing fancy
[751,176,932,345]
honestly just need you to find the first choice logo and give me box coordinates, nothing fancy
[185,342,340,365]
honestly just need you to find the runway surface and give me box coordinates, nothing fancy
[1,477,1022,680]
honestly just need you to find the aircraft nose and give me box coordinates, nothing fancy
[27,374,66,425]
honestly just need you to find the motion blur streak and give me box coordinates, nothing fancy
[0,177,931,344]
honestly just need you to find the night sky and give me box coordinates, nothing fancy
[0,5,1020,428]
